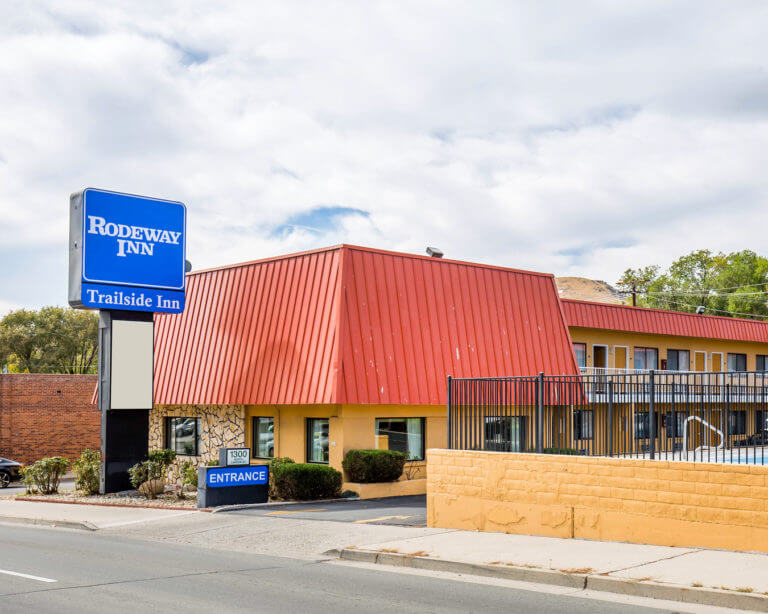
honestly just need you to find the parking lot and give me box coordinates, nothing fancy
[225,495,427,526]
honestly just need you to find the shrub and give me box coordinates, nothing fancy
[268,457,294,497]
[128,462,150,489]
[342,449,405,483]
[148,448,177,469]
[128,449,178,496]
[271,463,341,500]
[180,461,198,488]
[21,457,70,495]
[72,449,100,495]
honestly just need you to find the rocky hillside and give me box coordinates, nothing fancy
[555,277,624,304]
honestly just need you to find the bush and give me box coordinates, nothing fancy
[128,449,178,495]
[148,448,177,469]
[72,449,100,495]
[342,449,405,483]
[271,463,341,500]
[268,457,294,498]
[180,461,198,488]
[21,457,70,495]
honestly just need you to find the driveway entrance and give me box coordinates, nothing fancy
[224,495,426,527]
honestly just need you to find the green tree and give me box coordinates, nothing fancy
[617,250,768,319]
[0,307,98,373]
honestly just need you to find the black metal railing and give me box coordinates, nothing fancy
[447,371,768,464]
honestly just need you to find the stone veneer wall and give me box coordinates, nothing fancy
[428,449,768,553]
[150,405,246,484]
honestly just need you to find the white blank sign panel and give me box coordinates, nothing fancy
[111,319,153,409]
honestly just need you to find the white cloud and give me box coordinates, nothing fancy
[1,1,768,308]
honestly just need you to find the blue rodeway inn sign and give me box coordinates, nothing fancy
[69,188,187,313]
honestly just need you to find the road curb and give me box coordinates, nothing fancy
[338,549,768,612]
[15,496,205,513]
[212,497,360,513]
[0,515,97,531]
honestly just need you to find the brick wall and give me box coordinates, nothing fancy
[427,449,768,552]
[0,374,100,465]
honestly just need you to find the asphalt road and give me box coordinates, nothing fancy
[226,494,428,526]
[0,524,675,614]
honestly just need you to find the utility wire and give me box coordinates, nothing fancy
[645,289,768,297]
[652,296,768,320]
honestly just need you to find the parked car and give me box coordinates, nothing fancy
[0,457,22,488]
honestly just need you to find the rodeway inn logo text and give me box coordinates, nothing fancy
[87,215,182,257]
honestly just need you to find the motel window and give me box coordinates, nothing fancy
[165,417,201,456]
[728,353,747,372]
[484,416,526,452]
[663,412,687,438]
[572,343,587,369]
[573,410,593,440]
[666,350,690,371]
[306,418,329,464]
[728,411,747,436]
[633,412,658,439]
[634,347,658,371]
[376,418,425,460]
[252,417,274,458]
[756,411,768,434]
[757,356,768,372]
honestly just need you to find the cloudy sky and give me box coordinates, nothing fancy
[2,1,768,313]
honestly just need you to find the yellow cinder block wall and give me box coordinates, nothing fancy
[428,449,768,552]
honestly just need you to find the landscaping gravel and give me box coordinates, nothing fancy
[18,490,198,509]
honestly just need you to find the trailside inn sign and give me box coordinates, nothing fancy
[69,188,187,314]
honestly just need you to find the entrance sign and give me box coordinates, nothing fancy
[206,465,268,488]
[197,464,269,507]
[69,188,186,314]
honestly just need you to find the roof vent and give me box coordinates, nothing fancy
[426,247,444,259]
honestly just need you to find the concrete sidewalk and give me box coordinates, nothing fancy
[0,499,198,530]
[342,530,768,610]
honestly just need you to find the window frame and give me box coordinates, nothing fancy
[664,412,687,438]
[306,418,330,464]
[165,416,201,456]
[251,416,275,459]
[728,411,747,436]
[483,415,527,452]
[572,343,587,369]
[667,349,690,372]
[727,353,747,372]
[634,347,659,371]
[757,355,768,372]
[573,409,593,441]
[375,417,426,461]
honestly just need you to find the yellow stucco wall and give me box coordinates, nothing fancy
[570,327,768,371]
[428,449,768,552]
[145,403,445,482]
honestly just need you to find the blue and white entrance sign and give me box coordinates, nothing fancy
[69,188,186,314]
[206,465,268,488]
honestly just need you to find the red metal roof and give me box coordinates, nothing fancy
[154,245,579,405]
[562,298,768,343]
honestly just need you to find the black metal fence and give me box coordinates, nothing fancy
[447,371,768,464]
